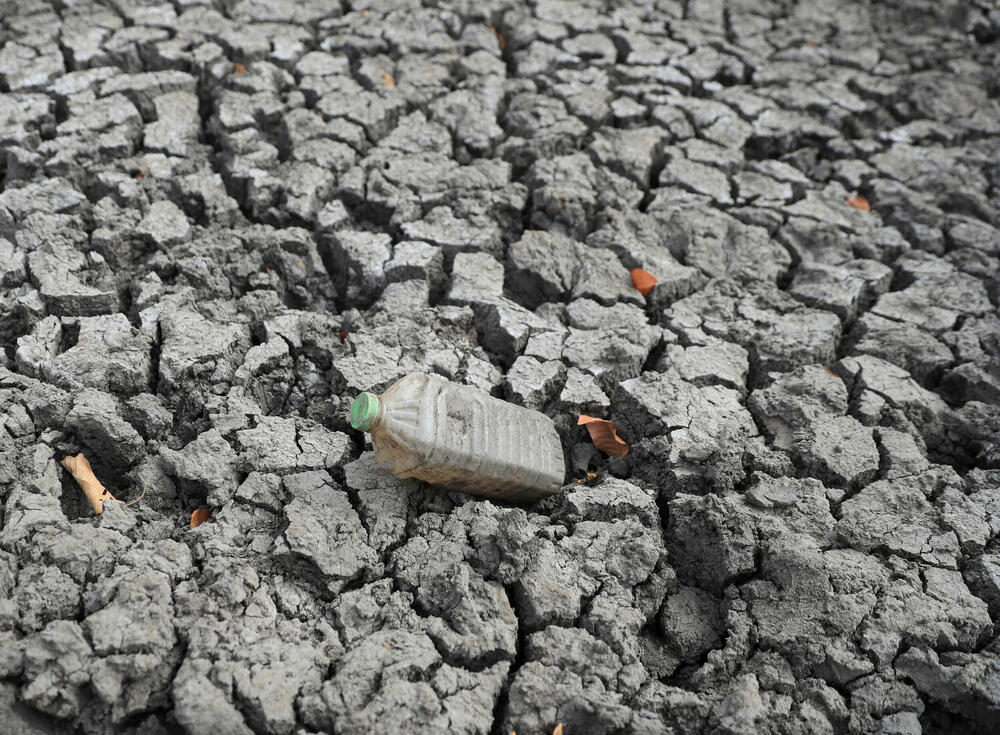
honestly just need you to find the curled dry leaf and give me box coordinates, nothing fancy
[630,268,657,296]
[490,27,505,50]
[577,415,630,458]
[381,72,395,89]
[60,454,147,515]
[846,195,870,211]
[190,508,211,529]
[60,453,113,514]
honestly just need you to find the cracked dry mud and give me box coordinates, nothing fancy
[1,0,999,733]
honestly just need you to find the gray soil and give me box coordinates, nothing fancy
[1,0,999,734]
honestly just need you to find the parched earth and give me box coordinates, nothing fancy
[1,0,999,733]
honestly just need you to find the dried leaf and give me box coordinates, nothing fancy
[190,508,211,529]
[234,63,247,74]
[381,72,395,89]
[338,330,349,344]
[553,724,564,735]
[630,268,657,296]
[577,415,630,458]
[60,453,113,514]
[846,195,870,211]
[491,27,505,50]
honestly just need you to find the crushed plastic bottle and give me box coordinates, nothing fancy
[349,372,565,502]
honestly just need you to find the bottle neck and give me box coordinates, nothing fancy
[349,392,383,432]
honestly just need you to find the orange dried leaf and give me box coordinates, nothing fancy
[577,415,630,458]
[630,268,657,296]
[381,72,395,89]
[491,27,505,50]
[553,725,564,735]
[60,453,113,514]
[846,195,870,212]
[190,508,211,529]
[234,63,247,74]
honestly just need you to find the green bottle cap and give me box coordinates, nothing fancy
[350,392,381,431]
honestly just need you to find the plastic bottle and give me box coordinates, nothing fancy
[348,373,565,502]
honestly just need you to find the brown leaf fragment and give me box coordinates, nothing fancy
[577,415,630,458]
[491,27,505,50]
[190,508,211,529]
[846,195,870,211]
[60,453,113,514]
[338,330,349,344]
[234,63,247,74]
[630,268,657,296]
[381,72,395,89]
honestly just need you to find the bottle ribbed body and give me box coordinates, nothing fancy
[367,373,565,502]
